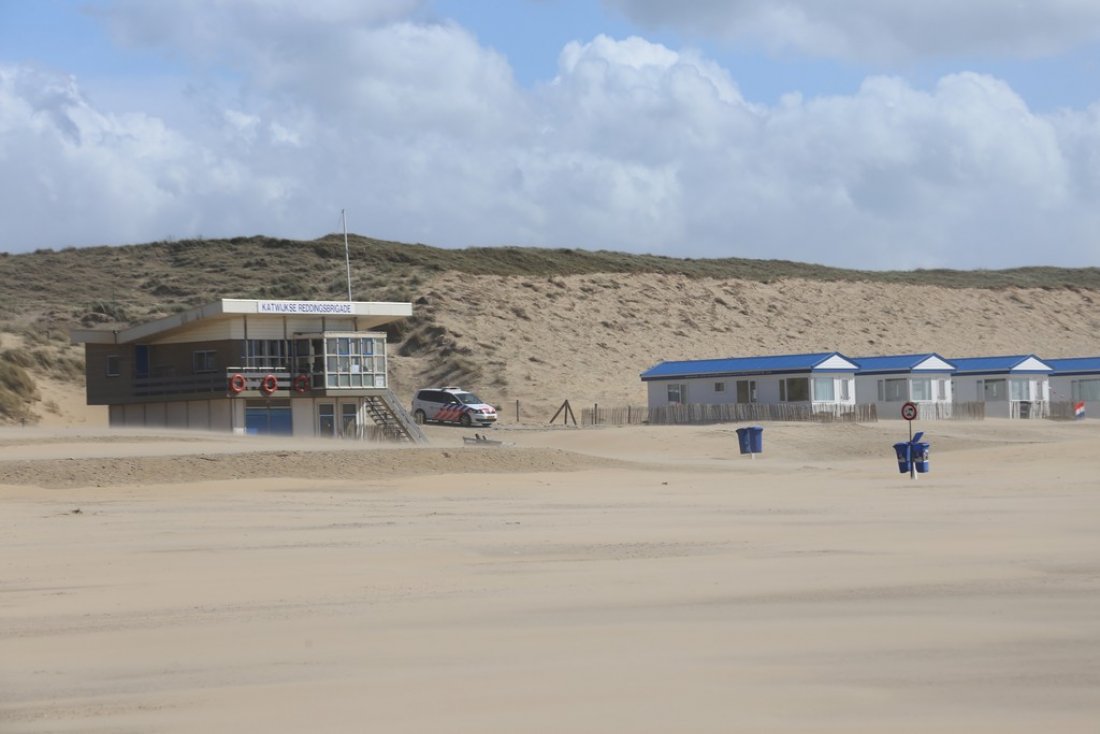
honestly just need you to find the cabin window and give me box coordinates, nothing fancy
[983,379,1007,401]
[1009,378,1030,401]
[714,382,725,393]
[666,383,687,404]
[884,378,907,402]
[736,380,757,404]
[1072,379,1100,401]
[839,378,851,401]
[780,377,809,402]
[105,355,120,377]
[813,377,835,401]
[193,350,217,373]
[910,378,932,401]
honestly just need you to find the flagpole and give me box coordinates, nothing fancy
[342,209,352,301]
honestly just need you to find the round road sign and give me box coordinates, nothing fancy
[901,401,918,421]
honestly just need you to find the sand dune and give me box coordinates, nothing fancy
[3,419,1099,732]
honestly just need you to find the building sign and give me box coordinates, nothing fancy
[258,301,354,315]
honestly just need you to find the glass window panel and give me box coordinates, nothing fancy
[361,338,373,354]
[327,374,338,387]
[338,374,350,387]
[338,357,350,372]
[911,378,932,401]
[326,338,337,355]
[984,379,1006,401]
[338,338,350,355]
[350,357,361,374]
[327,356,338,372]
[349,339,359,355]
[885,379,907,402]
[813,377,834,401]
[1010,378,1029,401]
[362,374,375,387]
[785,378,809,402]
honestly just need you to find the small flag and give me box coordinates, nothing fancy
[1074,401,1086,419]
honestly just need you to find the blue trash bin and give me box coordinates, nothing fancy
[735,427,752,455]
[911,442,930,473]
[892,442,911,474]
[748,425,764,453]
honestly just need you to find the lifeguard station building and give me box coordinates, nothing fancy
[70,299,425,441]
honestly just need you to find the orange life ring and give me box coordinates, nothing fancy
[292,374,311,393]
[259,374,279,395]
[228,374,247,394]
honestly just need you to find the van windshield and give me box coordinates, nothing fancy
[453,392,482,405]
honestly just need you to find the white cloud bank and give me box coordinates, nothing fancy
[1,1,1100,268]
[609,0,1100,62]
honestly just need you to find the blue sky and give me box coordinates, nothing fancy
[2,0,1100,268]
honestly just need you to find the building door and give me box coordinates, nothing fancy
[341,403,358,438]
[318,404,335,437]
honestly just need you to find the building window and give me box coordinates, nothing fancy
[813,376,835,401]
[105,355,120,377]
[839,378,851,401]
[780,377,809,402]
[1073,379,1100,401]
[324,335,386,389]
[910,377,932,401]
[1009,378,1030,401]
[736,380,757,404]
[714,382,725,393]
[983,379,1007,401]
[884,378,907,402]
[667,383,686,404]
[245,339,289,369]
[193,350,217,373]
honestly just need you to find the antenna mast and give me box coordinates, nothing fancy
[342,209,352,301]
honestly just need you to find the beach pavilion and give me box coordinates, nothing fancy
[640,352,859,417]
[1045,357,1100,417]
[949,355,1053,419]
[70,298,425,441]
[852,353,957,419]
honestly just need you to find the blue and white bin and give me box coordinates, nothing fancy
[892,442,911,474]
[736,426,764,455]
[911,441,930,473]
[893,432,930,474]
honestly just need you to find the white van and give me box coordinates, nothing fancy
[411,387,498,427]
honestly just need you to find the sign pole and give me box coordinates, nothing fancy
[901,401,919,481]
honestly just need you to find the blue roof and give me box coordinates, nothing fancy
[640,352,856,381]
[1045,357,1100,375]
[949,355,1052,374]
[852,353,955,374]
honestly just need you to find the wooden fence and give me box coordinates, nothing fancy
[579,401,993,426]
[581,402,879,426]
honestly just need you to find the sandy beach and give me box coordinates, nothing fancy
[2,419,1099,732]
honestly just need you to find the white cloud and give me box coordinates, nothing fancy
[2,7,1100,268]
[607,0,1100,62]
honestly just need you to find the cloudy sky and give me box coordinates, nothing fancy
[2,1,1099,269]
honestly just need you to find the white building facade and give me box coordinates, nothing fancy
[950,355,1053,419]
[853,354,956,419]
[641,352,859,414]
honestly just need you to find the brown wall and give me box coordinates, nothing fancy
[84,340,242,405]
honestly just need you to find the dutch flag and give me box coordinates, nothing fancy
[1074,401,1086,419]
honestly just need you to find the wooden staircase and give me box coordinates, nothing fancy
[363,390,429,444]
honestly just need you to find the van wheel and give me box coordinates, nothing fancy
[460,413,472,427]
[414,410,426,425]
